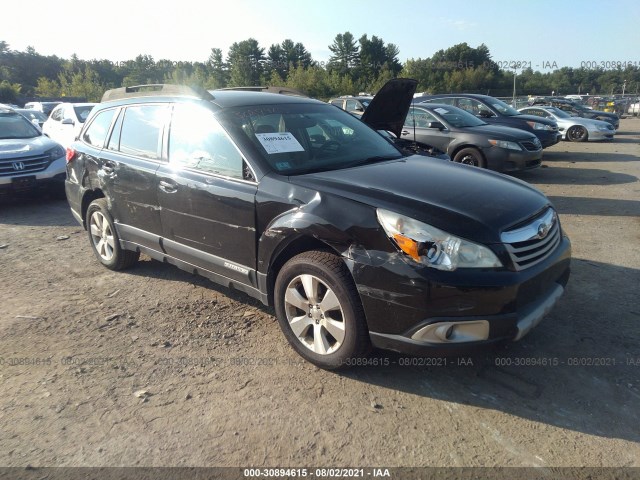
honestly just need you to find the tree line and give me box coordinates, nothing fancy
[1,37,639,104]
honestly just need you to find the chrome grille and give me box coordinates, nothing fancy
[0,154,51,177]
[501,208,561,271]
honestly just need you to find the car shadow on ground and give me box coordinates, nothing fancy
[123,257,273,314]
[0,195,75,227]
[515,166,638,185]
[338,258,640,443]
[547,195,640,217]
[541,151,639,162]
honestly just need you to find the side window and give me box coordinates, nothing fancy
[119,105,167,160]
[405,109,437,127]
[434,97,455,106]
[107,109,124,151]
[330,99,343,108]
[51,107,63,122]
[345,99,361,112]
[169,104,244,179]
[82,109,116,148]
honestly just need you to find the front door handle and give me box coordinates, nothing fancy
[401,130,411,136]
[159,180,177,193]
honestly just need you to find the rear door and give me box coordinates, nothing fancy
[97,103,168,248]
[156,103,258,285]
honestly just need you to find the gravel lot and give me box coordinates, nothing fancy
[1,118,639,468]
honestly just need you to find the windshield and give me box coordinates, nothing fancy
[218,103,403,175]
[488,98,521,116]
[425,105,487,128]
[547,107,571,119]
[0,112,41,139]
[74,105,95,123]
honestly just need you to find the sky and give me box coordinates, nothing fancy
[2,0,640,71]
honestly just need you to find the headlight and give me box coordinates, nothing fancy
[45,145,65,160]
[488,139,522,151]
[526,121,555,131]
[596,124,610,131]
[376,209,502,271]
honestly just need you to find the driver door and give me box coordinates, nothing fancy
[156,103,258,284]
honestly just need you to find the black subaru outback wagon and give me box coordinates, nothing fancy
[65,81,570,369]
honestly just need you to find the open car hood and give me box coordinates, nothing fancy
[361,78,418,138]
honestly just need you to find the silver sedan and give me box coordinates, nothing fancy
[518,106,615,142]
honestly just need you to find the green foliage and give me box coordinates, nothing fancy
[0,80,21,103]
[227,39,265,87]
[1,38,638,104]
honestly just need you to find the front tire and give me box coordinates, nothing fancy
[567,125,588,142]
[274,251,370,369]
[86,198,139,270]
[453,147,486,168]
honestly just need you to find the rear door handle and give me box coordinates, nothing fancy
[401,130,410,136]
[159,180,178,193]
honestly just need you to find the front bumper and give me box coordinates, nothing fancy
[587,128,615,141]
[482,146,542,172]
[354,234,571,356]
[0,157,66,193]
[538,131,562,148]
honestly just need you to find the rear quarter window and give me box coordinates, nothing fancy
[82,109,116,148]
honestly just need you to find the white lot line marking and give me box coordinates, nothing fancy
[480,421,548,467]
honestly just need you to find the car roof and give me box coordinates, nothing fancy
[209,90,324,109]
[98,85,324,110]
[418,93,493,101]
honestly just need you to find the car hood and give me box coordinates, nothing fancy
[514,113,557,126]
[0,135,60,158]
[463,124,539,142]
[361,78,418,138]
[290,155,549,244]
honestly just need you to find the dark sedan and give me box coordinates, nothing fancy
[400,103,543,172]
[415,93,562,148]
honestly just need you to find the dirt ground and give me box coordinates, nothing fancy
[1,119,639,469]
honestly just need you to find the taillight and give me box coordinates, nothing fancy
[66,147,76,163]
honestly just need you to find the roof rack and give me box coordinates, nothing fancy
[216,86,309,97]
[101,84,215,103]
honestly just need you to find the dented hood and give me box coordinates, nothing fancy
[361,78,418,138]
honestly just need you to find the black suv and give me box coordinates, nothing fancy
[65,82,571,368]
[415,94,562,148]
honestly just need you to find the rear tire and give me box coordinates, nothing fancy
[274,251,370,369]
[453,147,486,168]
[86,198,139,270]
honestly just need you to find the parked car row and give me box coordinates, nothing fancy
[526,96,620,130]
[59,80,571,369]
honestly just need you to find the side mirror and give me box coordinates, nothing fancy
[62,118,74,125]
[354,105,364,112]
[477,109,494,118]
[427,121,446,130]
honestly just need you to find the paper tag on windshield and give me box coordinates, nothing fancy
[434,108,449,115]
[255,132,304,154]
